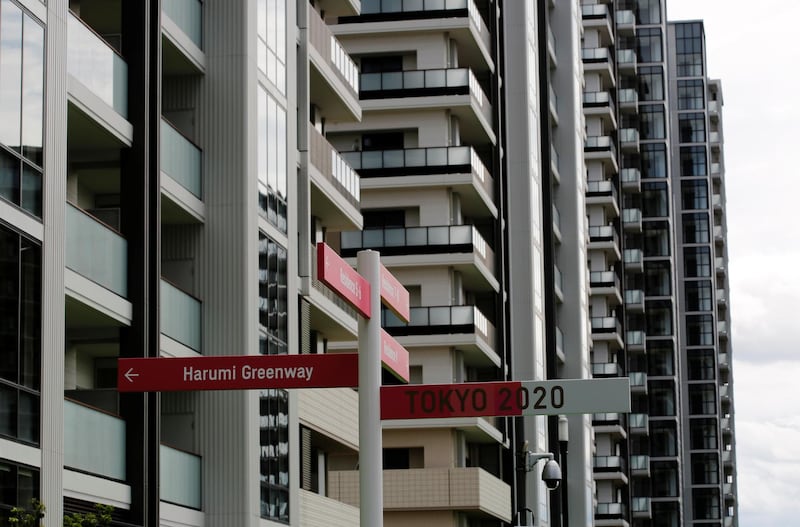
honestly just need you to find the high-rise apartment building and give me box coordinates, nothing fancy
[0,1,736,527]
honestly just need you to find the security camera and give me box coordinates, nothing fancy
[541,459,562,490]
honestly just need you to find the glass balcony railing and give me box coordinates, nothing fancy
[66,203,127,297]
[624,248,643,266]
[618,88,638,105]
[590,270,618,288]
[629,413,648,430]
[552,204,561,231]
[582,47,611,63]
[554,265,563,293]
[556,326,564,355]
[587,180,617,202]
[64,399,126,480]
[382,305,494,344]
[160,444,202,509]
[585,136,617,152]
[630,455,649,472]
[592,413,622,425]
[632,497,651,514]
[591,316,621,334]
[592,362,621,376]
[588,225,618,244]
[581,4,609,20]
[620,167,641,186]
[617,48,636,66]
[619,128,640,144]
[623,208,642,225]
[67,12,128,117]
[161,119,203,199]
[625,289,644,305]
[596,503,627,517]
[161,279,202,352]
[163,0,203,49]
[616,10,635,27]
[309,127,360,206]
[593,455,626,471]
[341,225,494,272]
[626,330,645,346]
[630,372,647,388]
[583,91,615,114]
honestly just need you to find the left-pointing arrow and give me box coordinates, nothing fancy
[124,367,139,383]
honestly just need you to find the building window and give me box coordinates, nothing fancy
[649,381,676,416]
[643,221,670,256]
[682,212,710,244]
[693,488,721,520]
[650,421,677,456]
[640,104,665,139]
[690,418,718,449]
[675,22,704,77]
[680,146,707,177]
[644,260,671,296]
[685,280,712,312]
[688,349,716,380]
[677,79,705,110]
[642,181,669,217]
[652,462,679,496]
[258,234,288,355]
[636,27,662,63]
[691,453,720,484]
[645,300,673,336]
[0,224,41,445]
[686,314,714,346]
[635,0,661,24]
[678,112,706,143]
[647,342,674,376]
[0,461,39,523]
[638,66,664,101]
[681,179,708,210]
[689,384,716,415]
[0,0,44,218]
[684,246,711,277]
[257,0,286,94]
[641,143,667,178]
[257,85,288,233]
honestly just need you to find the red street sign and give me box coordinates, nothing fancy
[380,263,410,322]
[381,381,524,419]
[118,354,359,392]
[380,329,410,383]
[317,243,371,318]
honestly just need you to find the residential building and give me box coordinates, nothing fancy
[0,1,737,527]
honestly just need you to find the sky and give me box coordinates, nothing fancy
[666,1,800,525]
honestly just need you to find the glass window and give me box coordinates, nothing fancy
[645,300,673,336]
[638,66,664,101]
[677,79,704,110]
[682,212,710,244]
[636,28,662,63]
[257,0,287,94]
[678,112,706,143]
[649,381,676,416]
[680,146,707,177]
[693,488,721,520]
[640,104,665,139]
[641,143,667,178]
[635,0,661,24]
[686,314,714,346]
[652,462,679,496]
[684,247,711,277]
[691,453,719,484]
[689,384,716,415]
[0,461,39,522]
[688,349,716,380]
[643,221,670,256]
[644,261,671,296]
[642,181,669,217]
[650,422,677,456]
[685,280,712,311]
[690,418,718,449]
[675,22,704,77]
[681,180,708,210]
[648,342,674,376]
[258,85,288,233]
[258,234,288,355]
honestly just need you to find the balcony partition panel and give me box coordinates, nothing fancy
[66,203,127,297]
[64,399,126,480]
[160,444,202,509]
[161,118,202,198]
[160,279,202,352]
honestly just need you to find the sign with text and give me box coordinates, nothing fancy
[379,263,410,322]
[118,354,359,392]
[317,243,371,318]
[380,378,630,419]
[380,329,410,383]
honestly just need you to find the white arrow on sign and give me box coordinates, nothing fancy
[124,367,139,383]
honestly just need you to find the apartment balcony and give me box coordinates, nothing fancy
[67,11,131,144]
[716,256,726,276]
[625,289,645,312]
[619,128,640,152]
[717,288,727,308]
[586,180,620,215]
[592,413,627,438]
[298,388,358,449]
[630,455,650,477]
[591,316,624,349]
[629,372,647,394]
[595,502,628,525]
[593,456,628,484]
[720,384,731,403]
[337,0,493,73]
[724,516,734,527]
[616,48,637,71]
[592,362,622,378]
[711,162,721,180]
[308,7,361,121]
[631,497,652,519]
[626,330,645,352]
[328,468,512,522]
[556,326,565,362]
[583,91,616,127]
[554,265,564,302]
[623,248,643,273]
[65,399,126,481]
[581,5,613,44]
[718,351,730,371]
[629,413,649,434]
[708,99,720,120]
[620,167,641,192]
[550,143,561,181]
[548,83,559,122]
[718,320,728,340]
[585,136,619,172]
[588,225,621,260]
[309,127,362,230]
[162,0,205,74]
[724,482,735,502]
[582,47,615,83]
[722,449,733,466]
[299,489,359,527]
[161,118,205,223]
[65,203,132,326]
[308,243,359,340]
[359,67,494,144]
[623,208,642,232]
[383,305,499,367]
[616,10,635,36]
[160,444,202,510]
[342,145,496,218]
[160,279,202,355]
[721,417,732,436]
[618,88,638,111]
[590,271,622,305]
[339,225,498,291]
[710,131,721,148]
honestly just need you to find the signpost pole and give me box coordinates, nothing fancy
[358,250,383,527]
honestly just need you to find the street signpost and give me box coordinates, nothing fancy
[379,262,410,322]
[117,354,359,392]
[380,378,631,420]
[380,329,410,383]
[317,242,372,318]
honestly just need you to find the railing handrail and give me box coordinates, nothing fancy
[340,144,488,173]
[68,10,125,59]
[66,201,125,238]
[64,396,123,420]
[160,442,202,458]
[360,67,489,102]
[161,116,203,151]
[160,276,203,304]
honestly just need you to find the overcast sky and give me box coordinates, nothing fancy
[666,1,800,525]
